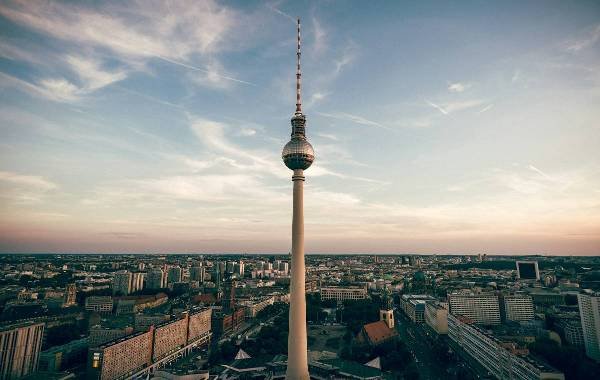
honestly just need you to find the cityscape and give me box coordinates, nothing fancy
[1,1,600,380]
[1,254,600,380]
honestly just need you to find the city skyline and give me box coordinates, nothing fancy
[1,1,600,255]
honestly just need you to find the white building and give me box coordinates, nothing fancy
[448,314,564,380]
[502,294,534,322]
[130,272,145,293]
[425,302,448,334]
[578,292,600,362]
[320,286,367,302]
[448,293,501,325]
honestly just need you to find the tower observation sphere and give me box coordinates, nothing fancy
[282,113,314,170]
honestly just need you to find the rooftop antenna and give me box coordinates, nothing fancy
[295,17,302,115]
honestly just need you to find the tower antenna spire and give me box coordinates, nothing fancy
[295,17,302,115]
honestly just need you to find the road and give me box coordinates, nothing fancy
[395,313,448,380]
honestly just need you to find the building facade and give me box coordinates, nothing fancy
[63,283,77,306]
[239,296,275,318]
[320,286,368,302]
[399,294,435,323]
[89,328,154,380]
[425,302,448,334]
[0,322,45,380]
[89,326,134,348]
[85,296,113,314]
[448,293,501,325]
[578,292,600,362]
[88,308,212,380]
[190,266,205,283]
[146,269,167,289]
[167,266,182,285]
[502,295,534,322]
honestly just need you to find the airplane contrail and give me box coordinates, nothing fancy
[156,55,255,86]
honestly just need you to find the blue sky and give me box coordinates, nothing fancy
[0,0,599,254]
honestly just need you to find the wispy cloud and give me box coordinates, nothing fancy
[565,23,600,52]
[0,171,57,191]
[0,171,57,204]
[65,55,127,91]
[265,2,296,24]
[478,104,494,113]
[305,91,329,108]
[317,111,390,130]
[425,99,487,115]
[425,100,448,115]
[0,72,80,102]
[448,82,471,93]
[0,0,251,87]
[334,41,358,76]
[528,164,554,181]
[317,133,339,141]
[312,17,326,54]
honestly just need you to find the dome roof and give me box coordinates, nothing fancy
[282,138,314,170]
[413,271,426,281]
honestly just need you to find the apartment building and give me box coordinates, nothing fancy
[425,302,448,334]
[578,292,600,362]
[502,295,534,322]
[448,293,501,325]
[88,308,212,380]
[0,322,45,380]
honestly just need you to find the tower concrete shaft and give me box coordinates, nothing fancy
[286,169,309,380]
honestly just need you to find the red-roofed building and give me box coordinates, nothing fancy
[356,320,398,347]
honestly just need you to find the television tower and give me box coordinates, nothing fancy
[282,18,314,380]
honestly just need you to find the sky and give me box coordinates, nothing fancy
[0,0,599,255]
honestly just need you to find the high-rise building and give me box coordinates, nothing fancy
[112,271,132,295]
[130,272,145,293]
[281,18,314,380]
[448,293,501,325]
[0,322,45,379]
[63,283,77,306]
[516,261,540,280]
[233,261,245,277]
[578,292,600,362]
[190,266,205,283]
[278,261,289,274]
[146,269,166,289]
[501,294,534,322]
[167,266,182,285]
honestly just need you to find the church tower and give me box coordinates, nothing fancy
[379,289,394,329]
